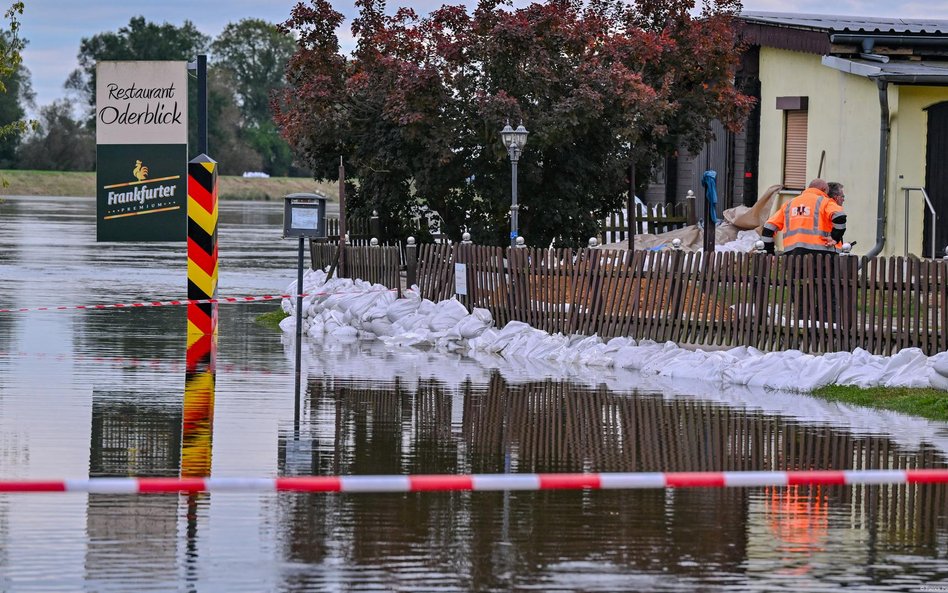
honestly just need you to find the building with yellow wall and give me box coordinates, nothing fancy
[739,13,948,258]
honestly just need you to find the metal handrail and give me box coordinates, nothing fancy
[902,186,937,258]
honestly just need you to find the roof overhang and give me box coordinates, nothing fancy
[822,55,948,85]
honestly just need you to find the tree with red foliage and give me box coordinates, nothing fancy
[276,0,753,246]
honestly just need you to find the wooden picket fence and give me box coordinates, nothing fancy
[309,242,402,294]
[413,244,948,356]
[601,202,695,244]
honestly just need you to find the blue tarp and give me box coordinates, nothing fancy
[701,170,718,225]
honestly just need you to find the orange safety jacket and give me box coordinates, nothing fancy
[762,187,845,253]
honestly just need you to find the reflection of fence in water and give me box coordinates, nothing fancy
[304,373,948,544]
[89,398,182,477]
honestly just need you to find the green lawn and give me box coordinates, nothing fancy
[813,384,948,422]
[0,169,338,202]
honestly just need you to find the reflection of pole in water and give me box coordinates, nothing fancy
[182,332,216,581]
[294,236,304,408]
[182,333,216,477]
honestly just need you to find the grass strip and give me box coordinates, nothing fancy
[812,384,948,422]
[255,308,289,330]
[1,169,338,202]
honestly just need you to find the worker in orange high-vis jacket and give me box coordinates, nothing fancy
[761,179,848,333]
[761,179,847,255]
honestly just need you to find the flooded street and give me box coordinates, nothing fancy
[2,196,948,591]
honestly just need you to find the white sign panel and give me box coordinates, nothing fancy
[454,263,468,296]
[95,61,188,145]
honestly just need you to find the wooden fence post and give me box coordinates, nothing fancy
[405,236,417,289]
[685,190,696,226]
[370,210,380,238]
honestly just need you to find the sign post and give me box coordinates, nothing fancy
[283,194,327,402]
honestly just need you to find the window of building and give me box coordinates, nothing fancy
[777,96,809,190]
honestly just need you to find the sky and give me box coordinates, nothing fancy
[16,0,948,114]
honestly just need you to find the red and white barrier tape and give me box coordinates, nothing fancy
[0,288,402,314]
[0,294,288,313]
[2,469,947,494]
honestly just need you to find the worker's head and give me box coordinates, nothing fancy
[808,179,829,193]
[828,182,845,206]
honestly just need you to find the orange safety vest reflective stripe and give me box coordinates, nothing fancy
[763,187,844,253]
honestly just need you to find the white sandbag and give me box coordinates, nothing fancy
[418,299,436,316]
[446,314,492,340]
[504,330,550,358]
[486,321,536,352]
[467,328,501,352]
[930,369,948,391]
[381,330,434,348]
[328,325,358,338]
[878,348,931,388]
[604,336,637,351]
[428,298,470,332]
[386,295,421,322]
[656,349,709,381]
[791,352,850,391]
[366,317,395,337]
[520,333,568,359]
[393,312,430,333]
[577,343,616,367]
[278,316,296,332]
[833,349,884,388]
[932,353,948,379]
[307,318,325,337]
[612,342,666,370]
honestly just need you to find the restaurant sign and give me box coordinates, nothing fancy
[95,61,188,241]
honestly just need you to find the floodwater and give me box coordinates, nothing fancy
[2,196,948,592]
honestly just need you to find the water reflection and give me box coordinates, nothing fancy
[267,373,948,590]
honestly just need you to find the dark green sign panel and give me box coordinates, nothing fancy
[96,144,188,242]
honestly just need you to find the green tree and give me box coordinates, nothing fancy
[16,100,95,170]
[0,2,34,168]
[211,18,298,175]
[0,46,32,167]
[66,16,218,152]
[67,16,209,107]
[276,0,753,246]
[206,67,264,175]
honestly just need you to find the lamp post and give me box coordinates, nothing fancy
[500,121,529,247]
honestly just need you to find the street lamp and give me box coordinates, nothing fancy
[500,121,528,247]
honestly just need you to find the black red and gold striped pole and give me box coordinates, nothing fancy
[187,154,219,336]
[183,153,218,478]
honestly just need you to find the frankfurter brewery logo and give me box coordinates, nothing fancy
[101,159,182,220]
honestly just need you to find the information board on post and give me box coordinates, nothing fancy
[454,263,468,296]
[95,61,188,241]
